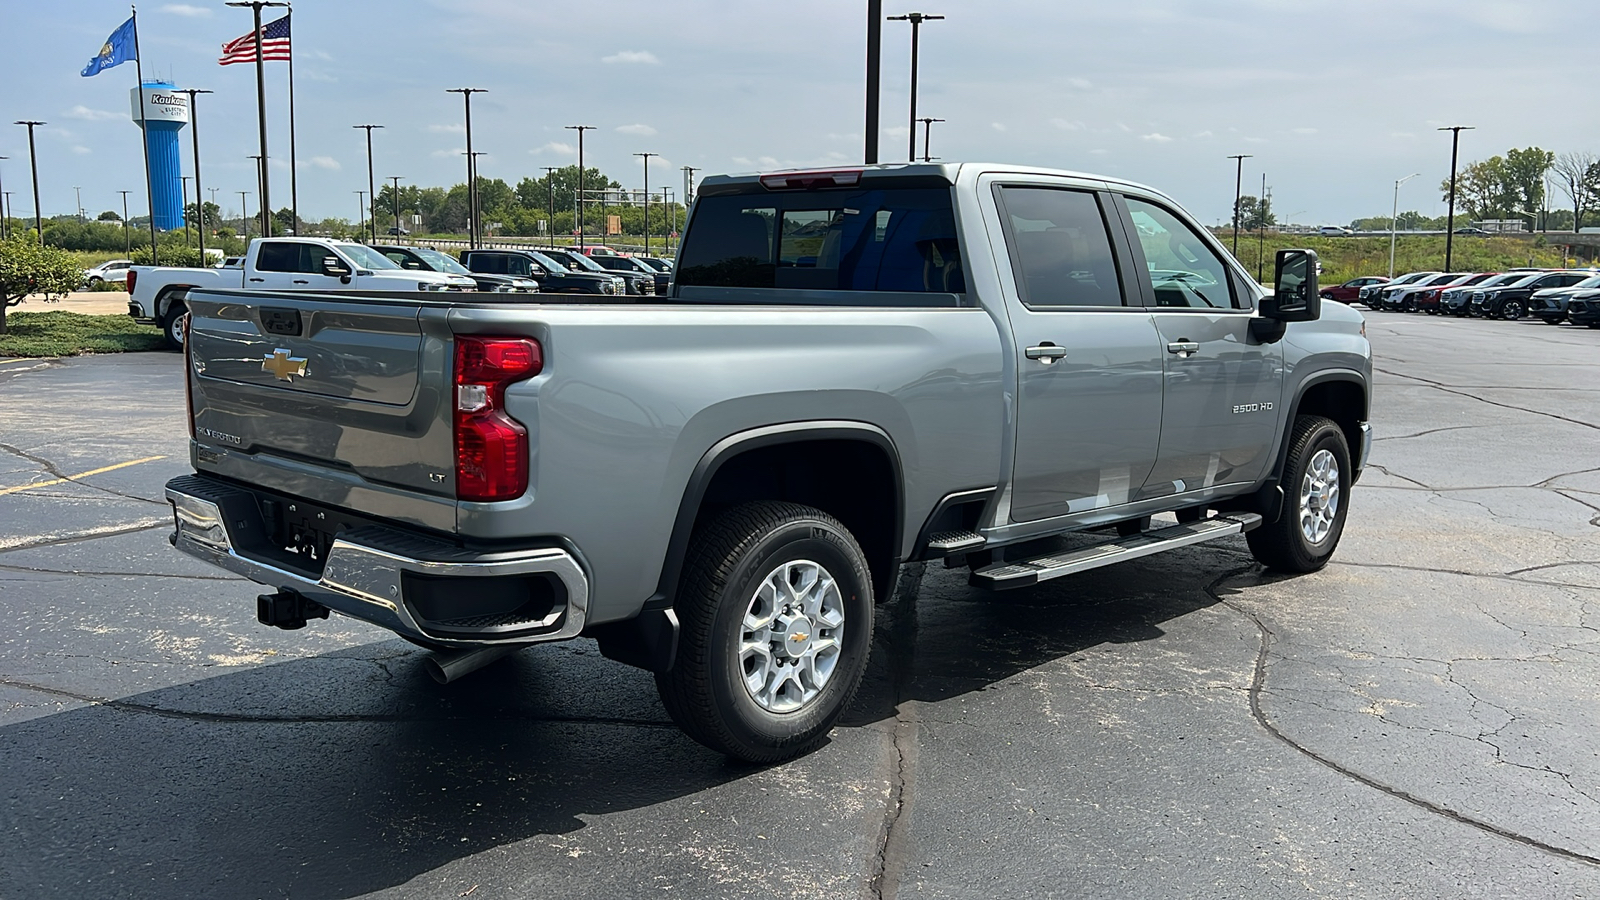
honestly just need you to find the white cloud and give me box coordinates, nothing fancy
[305,156,341,170]
[991,122,1008,132]
[65,105,119,122]
[160,3,211,16]
[826,132,861,142]
[602,50,659,65]
[1068,77,1092,90]
[616,123,657,136]
[71,146,91,155]
[1243,136,1268,144]
[1193,130,1214,138]
[430,149,460,158]
[1292,127,1318,135]
[530,142,575,156]
[428,123,465,134]
[1141,132,1174,143]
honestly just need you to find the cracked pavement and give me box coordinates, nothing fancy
[2,314,1599,898]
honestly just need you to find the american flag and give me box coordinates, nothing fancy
[218,14,291,65]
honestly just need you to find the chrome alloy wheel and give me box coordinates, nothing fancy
[739,559,846,714]
[1300,448,1341,545]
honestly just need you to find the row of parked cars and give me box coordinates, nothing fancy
[1320,269,1600,326]
[374,244,675,297]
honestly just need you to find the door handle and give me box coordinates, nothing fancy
[292,279,309,285]
[1025,343,1067,364]
[248,277,265,283]
[1166,341,1200,358]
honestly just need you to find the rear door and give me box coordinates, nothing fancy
[991,181,1165,522]
[1113,193,1283,500]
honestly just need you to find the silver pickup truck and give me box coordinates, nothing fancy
[166,163,1371,762]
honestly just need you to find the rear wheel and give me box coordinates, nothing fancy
[160,299,188,351]
[656,501,874,763]
[1247,415,1351,573]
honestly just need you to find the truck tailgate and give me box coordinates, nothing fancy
[186,290,455,504]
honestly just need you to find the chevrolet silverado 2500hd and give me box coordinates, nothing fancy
[164,163,1371,762]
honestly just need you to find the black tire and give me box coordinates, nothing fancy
[656,501,874,763]
[1247,415,1351,574]
[1502,300,1524,320]
[161,299,187,351]
[1543,316,1565,325]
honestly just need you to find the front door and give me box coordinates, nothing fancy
[1115,195,1283,501]
[995,184,1166,523]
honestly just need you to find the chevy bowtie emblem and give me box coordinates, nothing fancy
[790,632,809,642]
[262,348,308,382]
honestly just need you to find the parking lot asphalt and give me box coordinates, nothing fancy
[2,313,1598,899]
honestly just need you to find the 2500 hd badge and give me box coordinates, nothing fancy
[1233,402,1274,414]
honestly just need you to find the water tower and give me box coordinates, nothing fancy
[129,81,188,231]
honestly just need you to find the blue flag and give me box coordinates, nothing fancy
[81,17,137,77]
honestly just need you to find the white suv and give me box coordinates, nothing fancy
[82,259,135,287]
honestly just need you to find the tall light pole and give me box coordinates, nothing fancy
[15,121,45,243]
[353,124,382,243]
[178,89,213,263]
[887,11,944,162]
[118,190,132,255]
[73,186,83,223]
[179,177,191,246]
[865,0,882,165]
[1389,172,1420,278]
[463,151,485,236]
[566,125,595,249]
[237,190,252,238]
[541,166,558,245]
[634,152,657,256]
[225,2,287,241]
[353,190,365,240]
[447,88,487,248]
[247,155,265,234]
[682,165,699,254]
[0,156,7,241]
[389,175,403,240]
[917,117,943,162]
[1439,125,1474,272]
[1227,153,1253,256]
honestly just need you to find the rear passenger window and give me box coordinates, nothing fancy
[1124,198,1240,309]
[256,243,297,272]
[471,254,507,275]
[998,187,1125,308]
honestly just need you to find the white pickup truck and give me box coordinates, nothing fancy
[127,237,476,348]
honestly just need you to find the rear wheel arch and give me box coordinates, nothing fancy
[658,423,904,611]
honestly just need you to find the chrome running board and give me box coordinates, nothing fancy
[969,513,1262,590]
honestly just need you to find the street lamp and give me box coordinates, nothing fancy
[1389,172,1420,279]
[887,11,944,163]
[865,0,883,165]
[177,88,213,262]
[180,177,192,246]
[353,190,365,240]
[634,152,657,256]
[1439,125,1474,272]
[389,176,403,240]
[446,88,487,247]
[73,186,83,223]
[237,190,252,238]
[15,120,45,243]
[353,124,383,243]
[247,155,264,235]
[541,166,558,245]
[566,126,595,249]
[1227,154,1252,256]
[118,190,132,255]
[917,117,943,162]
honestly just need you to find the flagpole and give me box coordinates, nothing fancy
[286,3,297,234]
[226,2,275,239]
[130,6,158,266]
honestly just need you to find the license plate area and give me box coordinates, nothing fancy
[259,496,364,569]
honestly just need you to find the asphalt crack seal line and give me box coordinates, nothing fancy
[0,451,166,502]
[870,562,924,900]
[0,520,168,554]
[1209,565,1600,867]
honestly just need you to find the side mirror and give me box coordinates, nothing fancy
[322,256,352,277]
[1263,249,1321,322]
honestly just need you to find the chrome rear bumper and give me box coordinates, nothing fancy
[166,477,588,648]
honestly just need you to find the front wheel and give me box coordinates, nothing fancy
[1247,415,1351,573]
[656,501,874,763]
[161,299,188,351]
[1502,300,1524,320]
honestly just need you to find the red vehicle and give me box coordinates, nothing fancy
[1414,272,1497,314]
[1320,276,1388,304]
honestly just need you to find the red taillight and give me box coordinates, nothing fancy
[126,269,137,295]
[454,335,542,502]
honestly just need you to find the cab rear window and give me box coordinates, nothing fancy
[675,187,966,304]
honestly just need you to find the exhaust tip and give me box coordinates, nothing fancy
[423,655,450,685]
[423,644,522,684]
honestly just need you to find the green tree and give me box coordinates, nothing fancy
[1237,194,1275,230]
[0,234,82,334]
[1551,152,1600,231]
[183,201,222,233]
[97,210,121,222]
[1502,147,1554,224]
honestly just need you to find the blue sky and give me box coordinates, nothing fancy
[1,0,1592,226]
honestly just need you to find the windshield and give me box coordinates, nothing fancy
[1573,274,1600,289]
[557,251,607,272]
[641,257,673,272]
[415,248,474,276]
[337,244,401,270]
[1397,272,1435,284]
